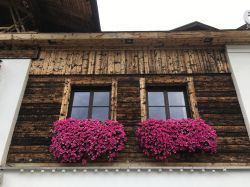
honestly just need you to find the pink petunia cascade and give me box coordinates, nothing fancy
[49,118,126,165]
[136,118,217,160]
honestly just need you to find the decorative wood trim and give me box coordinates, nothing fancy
[140,76,199,121]
[140,78,147,121]
[59,79,71,120]
[187,76,200,119]
[111,79,118,120]
[59,78,117,120]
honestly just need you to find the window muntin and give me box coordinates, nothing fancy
[147,88,189,120]
[69,88,110,121]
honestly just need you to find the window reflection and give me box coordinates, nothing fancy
[148,92,165,106]
[169,107,187,119]
[93,92,109,106]
[71,107,88,119]
[92,107,109,121]
[72,92,90,106]
[148,107,166,119]
[70,89,110,121]
[147,89,188,119]
[168,92,185,106]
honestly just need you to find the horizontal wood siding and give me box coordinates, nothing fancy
[7,74,250,166]
[30,48,229,75]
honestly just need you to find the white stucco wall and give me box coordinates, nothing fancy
[0,59,31,165]
[1,171,250,187]
[226,45,250,138]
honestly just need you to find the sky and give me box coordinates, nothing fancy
[97,0,249,31]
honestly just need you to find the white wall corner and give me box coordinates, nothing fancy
[0,59,31,166]
[0,172,3,185]
[226,45,250,138]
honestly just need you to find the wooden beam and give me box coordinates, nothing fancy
[0,31,249,40]
[0,49,39,59]
[11,0,26,32]
[8,3,20,32]
[0,31,250,47]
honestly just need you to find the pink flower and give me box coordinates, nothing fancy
[49,118,127,165]
[136,118,217,161]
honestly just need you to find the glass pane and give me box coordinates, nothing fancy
[71,107,88,119]
[93,92,110,106]
[168,92,185,106]
[148,107,166,119]
[169,107,187,119]
[92,107,109,121]
[148,92,165,106]
[72,92,90,106]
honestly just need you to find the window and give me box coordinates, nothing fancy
[147,88,189,119]
[69,88,110,121]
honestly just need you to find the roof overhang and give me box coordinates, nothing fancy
[0,0,101,33]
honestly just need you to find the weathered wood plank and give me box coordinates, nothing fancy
[30,48,230,75]
[187,76,200,119]
[140,78,147,121]
[59,79,71,120]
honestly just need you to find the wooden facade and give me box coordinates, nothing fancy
[6,45,250,167]
[30,48,229,75]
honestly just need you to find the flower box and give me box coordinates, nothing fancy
[136,118,217,161]
[49,118,126,165]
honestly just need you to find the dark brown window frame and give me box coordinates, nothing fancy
[146,86,191,119]
[68,87,111,120]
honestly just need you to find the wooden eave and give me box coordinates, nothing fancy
[0,31,250,48]
[0,0,101,33]
[28,0,101,32]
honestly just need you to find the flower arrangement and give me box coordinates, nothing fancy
[49,118,126,165]
[136,118,217,161]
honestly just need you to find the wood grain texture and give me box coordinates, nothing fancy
[30,48,230,75]
[187,76,200,119]
[111,79,118,121]
[140,78,147,121]
[59,79,71,120]
[1,31,250,47]
[7,74,250,166]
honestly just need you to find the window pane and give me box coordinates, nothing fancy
[148,92,165,106]
[71,107,88,119]
[93,92,110,106]
[148,107,166,119]
[72,92,90,106]
[92,107,109,121]
[169,107,187,119]
[168,92,185,106]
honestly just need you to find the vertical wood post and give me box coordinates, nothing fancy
[59,79,71,120]
[111,79,118,120]
[187,76,199,119]
[140,78,147,121]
